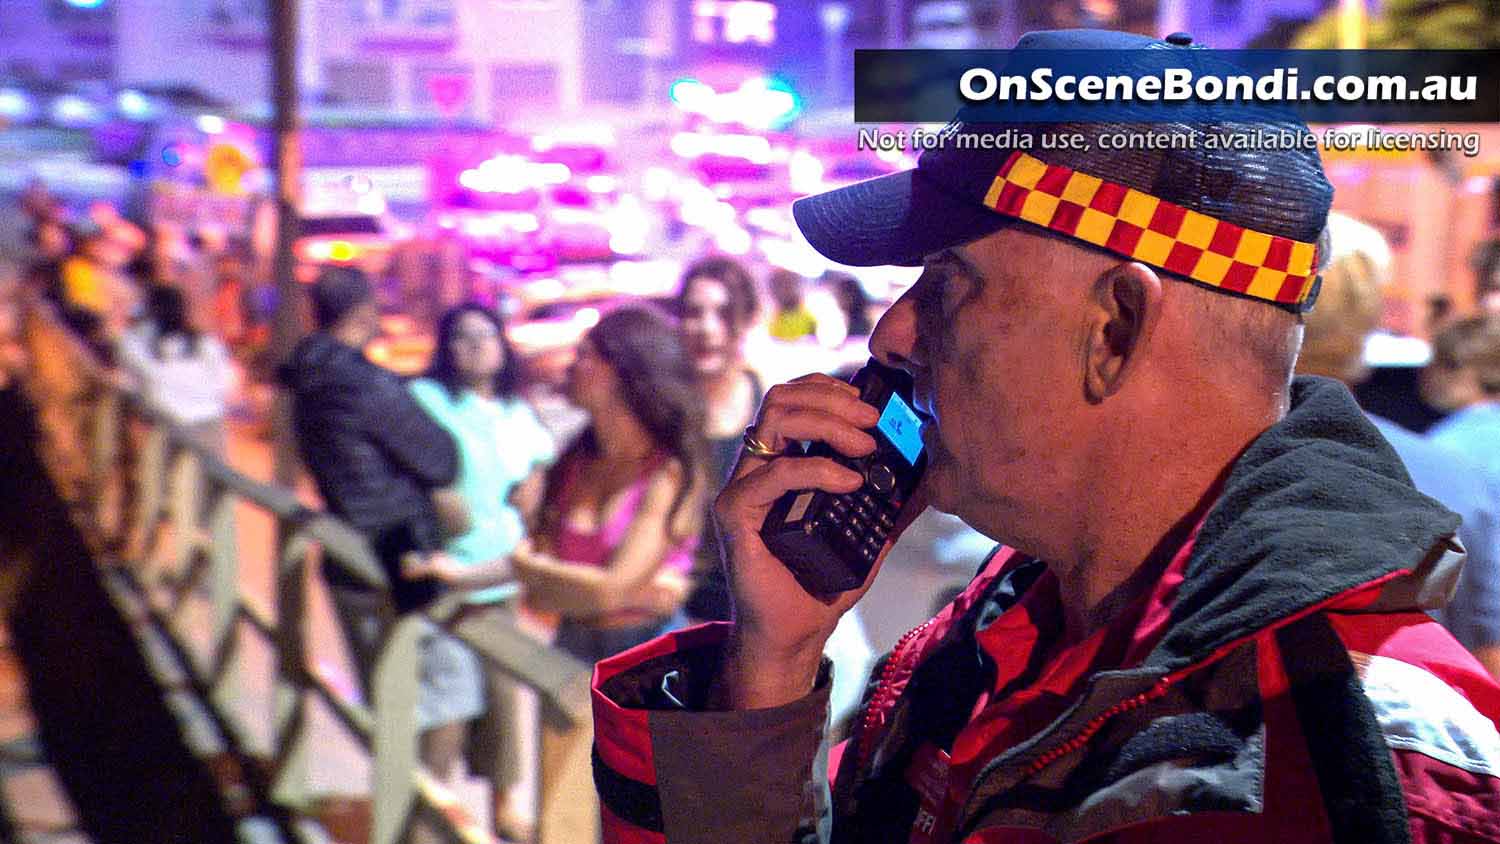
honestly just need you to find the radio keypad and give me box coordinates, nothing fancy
[823,479,901,567]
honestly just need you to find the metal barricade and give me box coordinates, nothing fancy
[87,391,591,844]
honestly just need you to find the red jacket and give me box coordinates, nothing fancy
[591,378,1500,843]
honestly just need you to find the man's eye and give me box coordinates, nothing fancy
[915,267,947,310]
[913,270,948,338]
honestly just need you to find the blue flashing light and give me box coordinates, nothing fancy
[161,145,183,167]
[65,0,107,8]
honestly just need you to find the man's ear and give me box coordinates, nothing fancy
[1084,262,1162,403]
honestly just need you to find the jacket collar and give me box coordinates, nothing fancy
[953,376,1463,837]
[1145,375,1462,669]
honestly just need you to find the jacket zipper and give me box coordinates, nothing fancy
[858,617,936,766]
[1020,674,1177,777]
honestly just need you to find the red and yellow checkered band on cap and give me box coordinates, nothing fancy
[983,151,1320,308]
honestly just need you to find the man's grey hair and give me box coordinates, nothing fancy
[1174,280,1303,392]
[1055,235,1304,391]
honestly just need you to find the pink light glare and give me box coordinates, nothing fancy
[458,155,572,194]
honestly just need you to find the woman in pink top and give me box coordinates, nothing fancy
[515,306,708,664]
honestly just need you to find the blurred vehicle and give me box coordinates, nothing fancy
[295,213,398,268]
[672,128,796,196]
[823,149,906,186]
[549,206,614,263]
[295,166,411,273]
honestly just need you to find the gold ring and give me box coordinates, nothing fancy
[742,427,782,459]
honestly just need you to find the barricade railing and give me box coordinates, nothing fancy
[78,373,591,844]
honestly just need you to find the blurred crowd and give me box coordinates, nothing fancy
[4,178,1500,843]
[273,250,894,843]
[17,180,275,376]
[0,181,892,843]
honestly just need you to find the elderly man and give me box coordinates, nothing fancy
[590,31,1500,844]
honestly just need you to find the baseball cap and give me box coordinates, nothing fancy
[793,29,1334,311]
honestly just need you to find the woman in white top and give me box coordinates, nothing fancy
[117,284,235,454]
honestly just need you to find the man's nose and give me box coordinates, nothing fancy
[869,285,922,374]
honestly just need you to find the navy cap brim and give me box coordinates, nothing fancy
[792,168,1013,268]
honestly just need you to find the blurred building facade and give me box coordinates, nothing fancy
[3,0,585,120]
[1,0,117,84]
[2,0,1356,122]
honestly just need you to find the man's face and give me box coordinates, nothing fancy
[1420,356,1481,412]
[870,228,1092,542]
[680,276,737,378]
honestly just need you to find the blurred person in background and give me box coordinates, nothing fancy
[1473,232,1500,315]
[23,219,70,312]
[1423,314,1500,475]
[148,222,217,330]
[676,258,879,730]
[675,256,762,623]
[513,305,707,844]
[0,265,27,392]
[517,305,706,660]
[243,250,280,384]
[116,285,235,455]
[278,267,486,827]
[823,270,876,339]
[435,235,471,311]
[18,179,57,225]
[60,214,146,358]
[58,224,119,352]
[213,253,251,358]
[96,206,150,323]
[407,303,555,842]
[767,267,819,342]
[1298,212,1500,678]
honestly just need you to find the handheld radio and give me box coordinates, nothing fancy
[760,359,927,595]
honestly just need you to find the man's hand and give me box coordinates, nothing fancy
[713,372,925,710]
